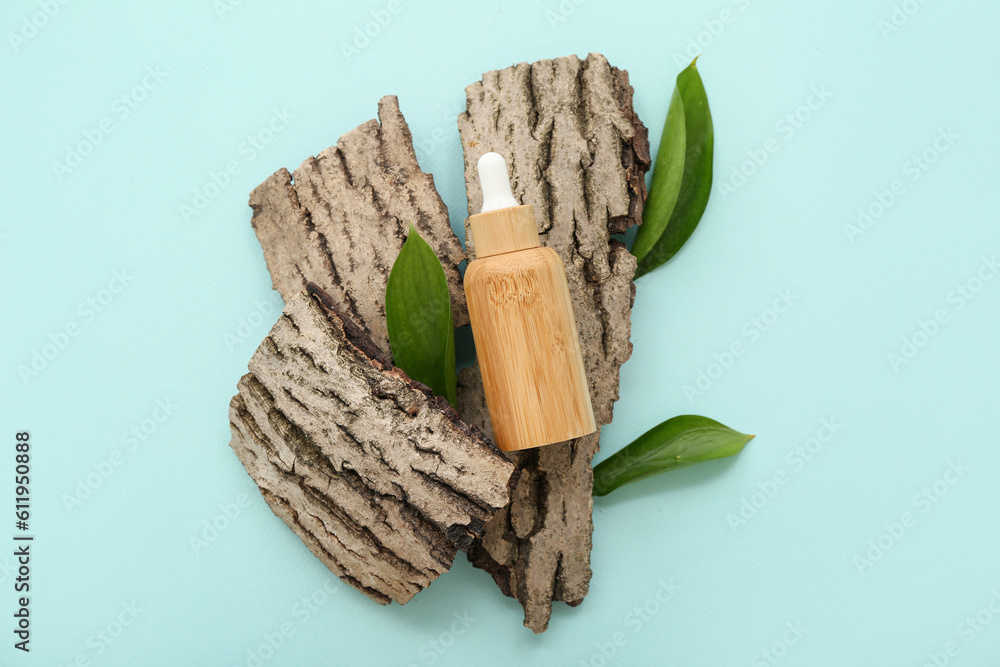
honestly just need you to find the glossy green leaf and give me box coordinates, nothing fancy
[631,84,686,263]
[385,225,457,407]
[593,415,752,496]
[633,60,714,278]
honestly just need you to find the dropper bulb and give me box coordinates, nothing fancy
[478,152,520,213]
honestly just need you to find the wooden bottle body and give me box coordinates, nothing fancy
[464,246,597,452]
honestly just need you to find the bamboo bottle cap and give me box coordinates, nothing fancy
[469,153,540,258]
[469,205,540,258]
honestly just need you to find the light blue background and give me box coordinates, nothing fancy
[2,0,998,665]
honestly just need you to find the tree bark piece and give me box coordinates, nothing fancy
[248,95,468,355]
[228,285,515,605]
[456,53,650,632]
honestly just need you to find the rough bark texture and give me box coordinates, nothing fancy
[248,95,468,354]
[228,285,515,605]
[456,53,650,632]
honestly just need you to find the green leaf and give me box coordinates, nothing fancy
[385,225,457,407]
[631,85,686,263]
[593,415,752,496]
[633,59,714,278]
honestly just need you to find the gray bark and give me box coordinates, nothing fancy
[228,286,515,605]
[248,95,468,355]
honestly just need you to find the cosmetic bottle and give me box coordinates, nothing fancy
[464,152,597,452]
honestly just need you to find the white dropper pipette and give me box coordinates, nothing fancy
[477,152,519,213]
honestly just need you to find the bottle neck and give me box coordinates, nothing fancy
[468,205,540,258]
